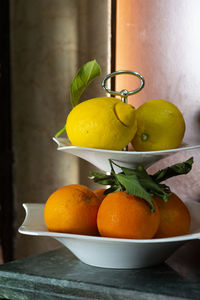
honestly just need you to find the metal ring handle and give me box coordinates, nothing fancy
[102,70,145,102]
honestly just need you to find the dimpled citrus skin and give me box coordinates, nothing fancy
[66,97,137,150]
[97,191,160,239]
[154,193,191,238]
[132,99,185,151]
[44,184,102,235]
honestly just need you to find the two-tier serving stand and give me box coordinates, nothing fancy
[19,71,200,269]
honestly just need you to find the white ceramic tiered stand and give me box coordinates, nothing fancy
[19,71,200,269]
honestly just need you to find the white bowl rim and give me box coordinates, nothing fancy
[53,137,200,155]
[19,202,200,244]
[19,226,200,244]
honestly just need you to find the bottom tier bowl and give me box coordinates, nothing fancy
[19,202,200,269]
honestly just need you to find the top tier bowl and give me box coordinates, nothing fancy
[53,137,200,172]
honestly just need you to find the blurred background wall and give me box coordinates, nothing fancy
[10,0,111,259]
[116,0,200,204]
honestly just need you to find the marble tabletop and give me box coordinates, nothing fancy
[0,240,199,299]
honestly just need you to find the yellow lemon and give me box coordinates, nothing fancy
[132,99,185,151]
[66,97,137,150]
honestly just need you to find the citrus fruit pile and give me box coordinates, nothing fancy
[97,191,190,239]
[44,185,190,239]
[66,97,186,151]
[44,158,192,239]
[49,61,191,240]
[56,60,186,152]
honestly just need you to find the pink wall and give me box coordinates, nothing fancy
[116,0,200,202]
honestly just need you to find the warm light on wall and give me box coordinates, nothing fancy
[115,0,200,204]
[116,0,147,108]
[116,0,200,127]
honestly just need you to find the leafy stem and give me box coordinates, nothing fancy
[55,59,101,138]
[55,126,66,138]
[90,157,194,211]
[70,59,101,108]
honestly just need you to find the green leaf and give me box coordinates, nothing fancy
[115,173,155,211]
[151,157,194,183]
[110,161,171,204]
[89,171,116,186]
[70,59,101,107]
[55,60,101,137]
[89,158,194,212]
[90,171,110,179]
[135,166,171,202]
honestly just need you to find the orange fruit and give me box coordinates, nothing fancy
[97,191,160,239]
[44,184,102,235]
[154,193,191,238]
[93,188,107,202]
